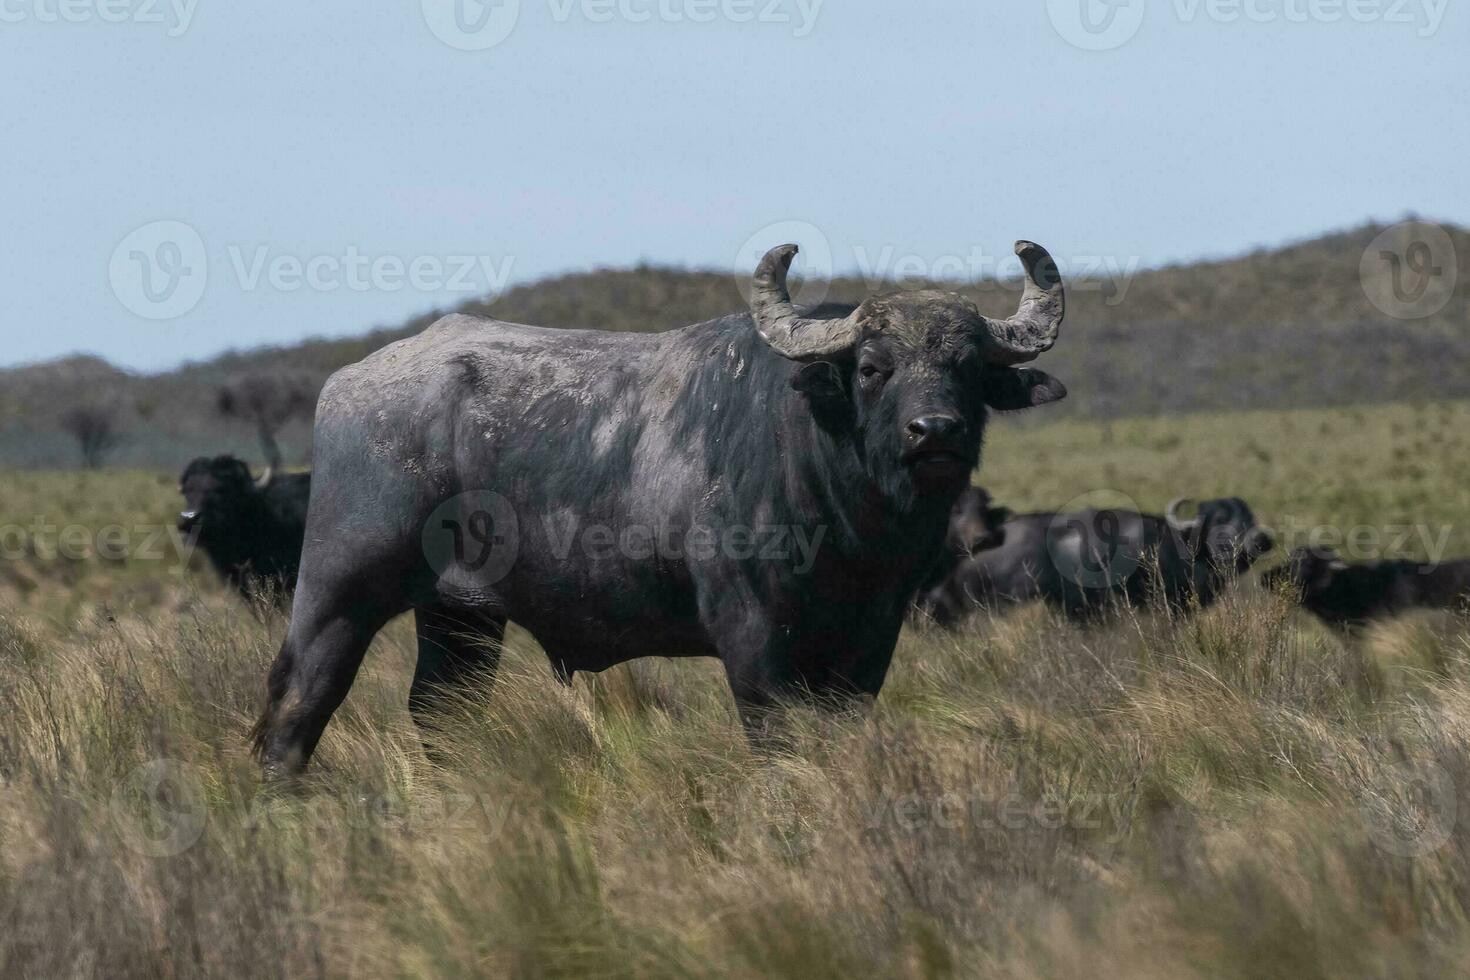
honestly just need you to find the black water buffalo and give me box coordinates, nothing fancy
[179,455,310,605]
[913,485,1012,600]
[1263,547,1470,627]
[252,239,1069,777]
[917,492,1274,623]
[941,484,1013,558]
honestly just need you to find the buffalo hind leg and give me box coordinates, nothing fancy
[252,593,395,781]
[410,604,506,735]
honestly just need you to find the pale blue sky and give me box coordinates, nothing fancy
[2,0,1465,370]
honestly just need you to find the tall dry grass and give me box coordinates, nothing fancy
[3,584,1470,978]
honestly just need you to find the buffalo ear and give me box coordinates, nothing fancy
[792,361,845,399]
[792,361,850,429]
[983,368,1066,410]
[221,458,253,483]
[1310,555,1343,590]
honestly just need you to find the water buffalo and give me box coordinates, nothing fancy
[252,239,1069,777]
[917,493,1274,623]
[178,455,310,606]
[1263,547,1470,627]
[913,485,1011,600]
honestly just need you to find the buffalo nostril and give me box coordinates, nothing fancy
[907,416,961,441]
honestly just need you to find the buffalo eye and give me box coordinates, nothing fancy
[857,360,890,391]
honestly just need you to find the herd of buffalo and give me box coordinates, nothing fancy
[162,241,1467,778]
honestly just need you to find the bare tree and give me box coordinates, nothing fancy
[61,404,122,469]
[217,372,318,474]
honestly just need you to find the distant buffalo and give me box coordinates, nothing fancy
[917,491,1274,623]
[178,455,310,606]
[1263,547,1470,627]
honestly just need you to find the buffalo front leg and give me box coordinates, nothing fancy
[722,610,901,745]
[722,656,870,748]
[724,661,783,743]
[718,618,800,747]
[410,604,506,729]
[252,593,394,781]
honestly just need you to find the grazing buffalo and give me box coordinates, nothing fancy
[179,455,310,606]
[252,239,1069,777]
[917,494,1274,623]
[1263,547,1470,627]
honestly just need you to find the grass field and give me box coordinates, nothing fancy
[3,400,1470,977]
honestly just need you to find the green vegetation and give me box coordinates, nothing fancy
[982,398,1470,558]
[3,400,1469,977]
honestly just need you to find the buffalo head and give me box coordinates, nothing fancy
[947,485,1010,556]
[179,455,273,533]
[1262,546,1343,597]
[750,241,1066,496]
[1166,496,1275,573]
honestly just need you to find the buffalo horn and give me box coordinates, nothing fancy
[750,244,863,360]
[976,241,1065,365]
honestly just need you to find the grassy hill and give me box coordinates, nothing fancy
[4,219,1466,470]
